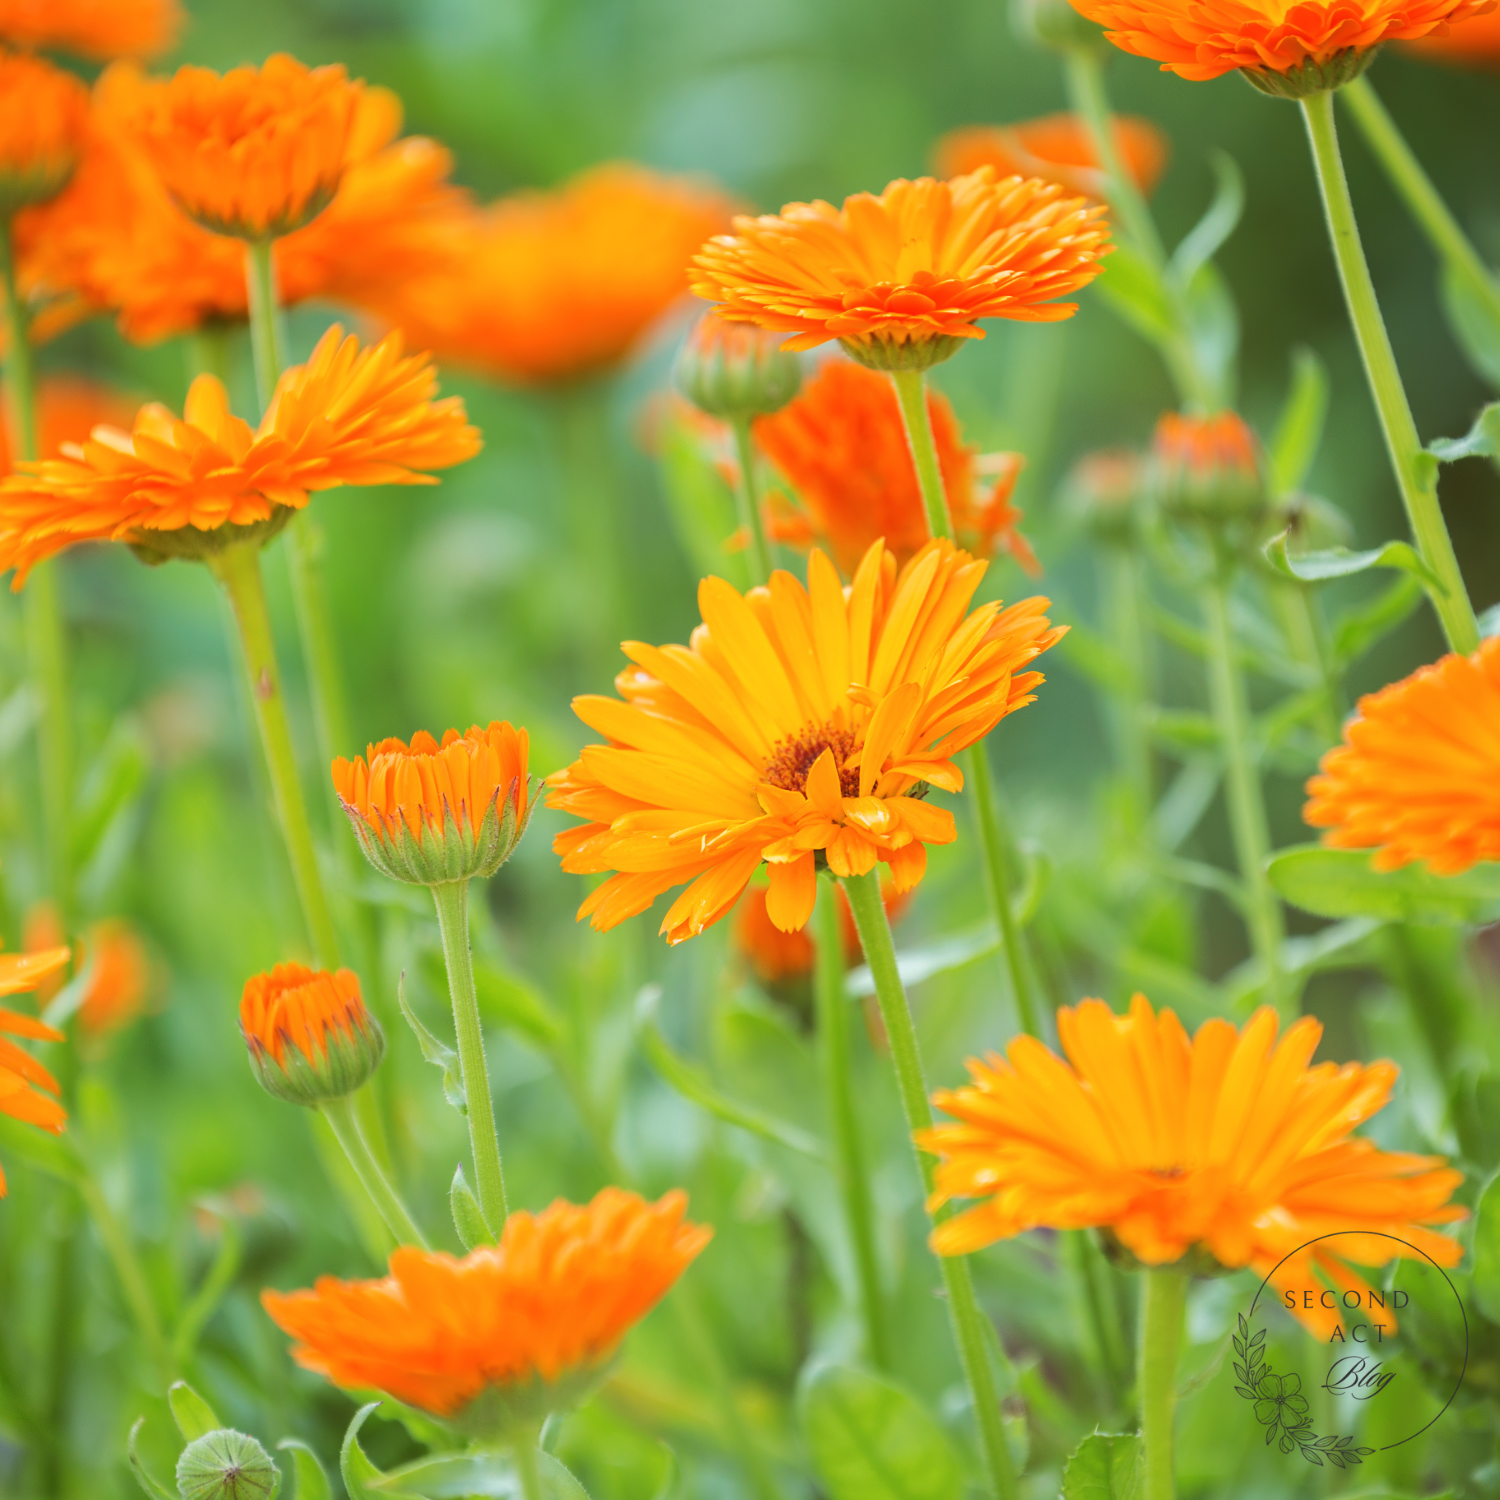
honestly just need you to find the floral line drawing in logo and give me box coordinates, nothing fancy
[1232,1313,1376,1468]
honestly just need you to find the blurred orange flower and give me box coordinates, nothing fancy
[734,879,912,987]
[548,538,1063,943]
[123,54,365,240]
[1151,409,1264,518]
[0,325,480,583]
[0,375,137,472]
[1403,2,1500,55]
[0,0,179,59]
[383,163,735,385]
[755,359,1038,578]
[691,168,1111,367]
[920,994,1465,1339]
[18,70,472,344]
[0,50,89,214]
[74,919,150,1037]
[262,1188,710,1428]
[1305,637,1500,875]
[1070,0,1493,83]
[0,946,70,1194]
[934,114,1168,201]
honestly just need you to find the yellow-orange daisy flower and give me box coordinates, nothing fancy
[755,358,1038,578]
[240,963,383,1106]
[1070,0,1494,85]
[0,325,480,584]
[0,50,89,214]
[690,167,1111,368]
[123,54,366,240]
[934,114,1168,202]
[0,0,179,59]
[262,1188,711,1430]
[1304,637,1500,875]
[332,723,533,886]
[0,946,70,1194]
[380,163,735,386]
[548,538,1064,944]
[920,994,1465,1339]
[734,878,912,987]
[1403,2,1500,55]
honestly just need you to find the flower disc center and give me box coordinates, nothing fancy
[764,724,860,797]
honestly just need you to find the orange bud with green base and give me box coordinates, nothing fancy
[240,964,383,1107]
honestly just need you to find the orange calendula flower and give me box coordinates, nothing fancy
[548,538,1064,944]
[1304,637,1500,874]
[1403,3,1500,55]
[734,879,912,987]
[691,167,1111,371]
[0,946,70,1194]
[124,54,366,240]
[262,1187,711,1433]
[756,359,1039,578]
[1070,0,1494,90]
[380,163,735,386]
[920,994,1465,1338]
[0,0,179,59]
[935,114,1168,201]
[73,919,150,1038]
[240,963,384,1107]
[0,325,480,583]
[0,50,89,215]
[333,722,535,887]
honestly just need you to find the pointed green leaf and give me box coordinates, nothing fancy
[279,1440,333,1500]
[398,974,466,1113]
[1263,530,1442,590]
[0,1114,85,1182]
[1094,242,1174,342]
[1062,1432,1142,1499]
[1268,845,1500,925]
[1429,398,1500,462]
[341,1404,421,1500]
[1472,1172,1500,1326]
[450,1163,495,1249]
[1268,347,1329,498]
[127,1419,178,1500]
[1330,573,1424,665]
[169,1380,221,1441]
[1169,152,1244,291]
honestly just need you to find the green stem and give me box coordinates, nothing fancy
[512,1432,545,1500]
[842,870,1020,1500]
[320,1093,428,1249]
[245,239,285,416]
[730,415,775,587]
[1271,581,1342,745]
[1201,571,1286,1014]
[891,369,952,540]
[1067,1230,1129,1411]
[1,216,72,916]
[77,1175,171,1385]
[431,879,507,1232]
[1300,90,1477,654]
[1342,77,1500,337]
[208,539,342,970]
[1104,547,1154,809]
[813,878,889,1370]
[967,745,1039,1038]
[1139,1269,1188,1500]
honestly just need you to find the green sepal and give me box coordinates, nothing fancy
[1240,47,1375,98]
[276,1441,332,1500]
[244,1007,385,1109]
[839,333,964,373]
[450,1163,494,1249]
[169,1381,221,1441]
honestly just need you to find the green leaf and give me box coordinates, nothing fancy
[1148,709,1219,756]
[70,716,151,880]
[1330,573,1424,665]
[127,1418,178,1500]
[168,1380,221,1441]
[450,1163,495,1249]
[341,1405,421,1500]
[1428,398,1500,462]
[845,921,997,996]
[1471,1172,1500,1326]
[1439,262,1500,390]
[1168,152,1244,292]
[656,414,747,589]
[1094,242,1174,343]
[471,963,565,1051]
[377,1448,592,1497]
[1268,845,1500,925]
[0,1114,85,1182]
[1268,348,1329,498]
[1061,1432,1142,1499]
[798,1362,965,1500]
[1263,530,1442,591]
[279,1440,333,1500]
[1180,260,1239,408]
[398,973,466,1113]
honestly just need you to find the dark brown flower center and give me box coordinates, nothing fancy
[764,724,861,798]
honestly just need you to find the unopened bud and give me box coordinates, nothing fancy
[240,965,384,1107]
[675,314,801,420]
[176,1430,280,1500]
[1063,448,1144,546]
[1151,411,1267,527]
[1009,0,1106,52]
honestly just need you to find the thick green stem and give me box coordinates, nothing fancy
[1104,547,1154,809]
[431,879,507,1232]
[890,369,953,540]
[813,879,889,1370]
[512,1433,545,1500]
[1271,581,1342,745]
[1342,77,1500,337]
[77,1176,171,1385]
[1201,572,1286,1013]
[842,870,1020,1500]
[1300,90,1477,654]
[320,1093,428,1248]
[730,415,775,587]
[1139,1269,1188,1500]
[286,517,354,796]
[209,539,342,970]
[245,239,285,415]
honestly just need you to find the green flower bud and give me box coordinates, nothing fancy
[1151,410,1268,527]
[176,1430,280,1500]
[675,314,801,420]
[1009,0,1106,52]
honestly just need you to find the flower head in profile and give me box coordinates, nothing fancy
[734,878,912,989]
[0,0,179,59]
[333,722,535,887]
[756,359,1038,577]
[262,1187,710,1435]
[1304,638,1500,875]
[0,946,71,1194]
[548,538,1064,944]
[935,114,1168,202]
[1069,0,1495,92]
[1151,409,1266,524]
[675,312,802,421]
[691,167,1111,371]
[379,163,735,386]
[920,994,1464,1337]
[240,963,384,1107]
[0,325,480,583]
[0,51,89,215]
[1403,4,1500,59]
[124,54,366,240]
